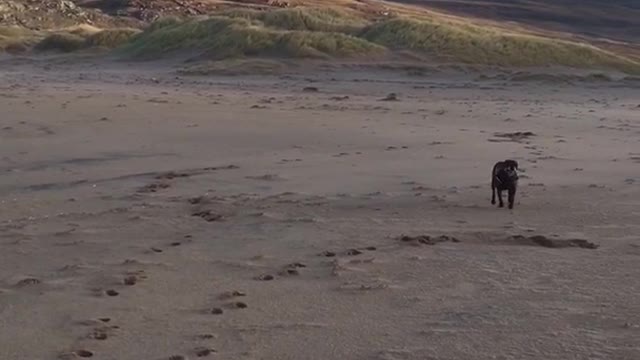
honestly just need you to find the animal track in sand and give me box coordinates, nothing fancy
[210,307,224,315]
[90,328,109,340]
[399,235,460,246]
[510,235,598,249]
[219,290,246,300]
[233,301,248,309]
[137,182,171,193]
[279,268,300,276]
[255,274,275,281]
[65,350,93,358]
[245,174,286,181]
[123,275,138,286]
[379,93,399,101]
[167,355,187,360]
[105,289,119,297]
[489,131,536,143]
[193,347,215,357]
[14,277,41,287]
[191,210,224,222]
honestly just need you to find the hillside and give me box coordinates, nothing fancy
[1,0,639,72]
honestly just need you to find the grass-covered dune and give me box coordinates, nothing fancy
[120,12,383,60]
[0,26,41,53]
[0,25,140,54]
[2,6,640,73]
[118,8,640,73]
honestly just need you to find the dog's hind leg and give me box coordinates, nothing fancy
[497,189,504,208]
[491,186,496,205]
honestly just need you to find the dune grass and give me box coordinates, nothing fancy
[0,26,40,52]
[35,33,87,52]
[222,7,368,33]
[32,27,141,53]
[360,17,640,72]
[85,28,141,49]
[121,16,383,60]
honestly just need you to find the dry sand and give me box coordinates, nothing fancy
[1,56,639,360]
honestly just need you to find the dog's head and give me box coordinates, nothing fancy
[503,159,518,170]
[502,159,519,179]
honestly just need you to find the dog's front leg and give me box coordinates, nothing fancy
[491,186,496,205]
[508,188,516,209]
[497,189,504,207]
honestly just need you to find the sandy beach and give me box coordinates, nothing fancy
[1,56,639,360]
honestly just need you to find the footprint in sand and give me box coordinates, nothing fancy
[191,210,224,222]
[233,301,248,309]
[509,235,598,249]
[210,307,224,315]
[219,290,246,300]
[138,182,171,193]
[167,355,187,360]
[379,93,399,101]
[399,235,460,246]
[105,289,119,297]
[67,350,94,358]
[193,347,216,357]
[279,268,300,276]
[14,277,41,287]
[90,328,109,340]
[255,274,275,281]
[123,275,138,286]
[246,174,286,181]
[346,249,363,256]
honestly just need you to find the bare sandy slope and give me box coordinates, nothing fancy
[0,57,639,360]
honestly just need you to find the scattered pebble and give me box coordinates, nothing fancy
[105,290,119,297]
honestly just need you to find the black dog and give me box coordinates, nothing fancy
[491,160,519,209]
